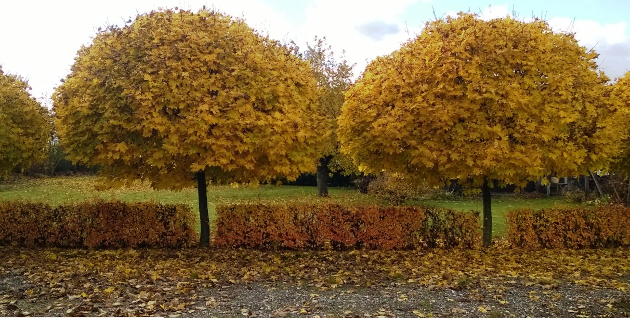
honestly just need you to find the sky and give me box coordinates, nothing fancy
[1,0,629,103]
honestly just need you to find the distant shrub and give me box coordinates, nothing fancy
[564,189,604,204]
[507,205,630,248]
[519,191,546,199]
[353,175,375,194]
[429,190,461,201]
[0,200,198,248]
[367,173,434,205]
[214,203,480,250]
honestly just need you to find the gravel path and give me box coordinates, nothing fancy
[2,247,630,317]
[3,276,629,317]
[187,282,629,318]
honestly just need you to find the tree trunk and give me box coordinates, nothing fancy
[196,171,210,247]
[317,156,332,197]
[627,178,630,206]
[482,180,492,247]
[589,171,604,197]
[584,174,590,199]
[611,181,622,203]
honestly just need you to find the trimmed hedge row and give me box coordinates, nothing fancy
[214,203,480,249]
[507,205,630,248]
[0,201,198,248]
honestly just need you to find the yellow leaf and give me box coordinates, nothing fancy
[337,12,619,203]
[52,8,325,208]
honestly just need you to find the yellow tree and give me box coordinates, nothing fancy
[338,13,622,246]
[611,72,630,204]
[0,66,50,176]
[53,9,325,247]
[303,37,354,196]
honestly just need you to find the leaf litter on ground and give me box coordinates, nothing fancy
[1,247,629,317]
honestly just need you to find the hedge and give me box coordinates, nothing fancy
[214,203,480,249]
[0,201,198,248]
[507,205,630,248]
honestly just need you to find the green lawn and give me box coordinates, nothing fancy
[413,195,577,236]
[0,176,375,230]
[0,175,576,236]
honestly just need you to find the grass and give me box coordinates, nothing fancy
[0,175,374,230]
[0,175,577,236]
[413,194,577,236]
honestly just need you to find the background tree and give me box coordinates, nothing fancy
[303,37,354,197]
[53,8,325,247]
[0,66,51,177]
[338,13,622,246]
[611,71,630,205]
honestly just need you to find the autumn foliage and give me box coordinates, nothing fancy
[0,201,197,248]
[53,9,323,188]
[507,205,630,248]
[214,203,480,249]
[0,66,50,176]
[367,172,433,205]
[338,13,621,246]
[53,8,326,246]
[339,13,617,186]
[303,37,355,196]
[611,71,630,177]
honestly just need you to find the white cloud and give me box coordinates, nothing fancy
[2,0,629,102]
[0,0,296,101]
[548,17,630,80]
[356,21,401,41]
[549,18,628,46]
[293,0,420,77]
[197,0,296,41]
